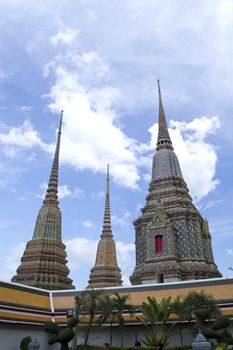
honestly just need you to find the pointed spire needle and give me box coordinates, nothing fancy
[156,79,173,150]
[43,110,63,207]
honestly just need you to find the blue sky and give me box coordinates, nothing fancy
[0,0,233,289]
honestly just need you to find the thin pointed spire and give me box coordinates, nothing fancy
[156,80,173,150]
[101,164,113,238]
[43,110,63,207]
[87,163,122,288]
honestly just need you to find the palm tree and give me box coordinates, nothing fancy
[181,291,233,343]
[182,291,220,334]
[98,294,115,324]
[77,289,104,346]
[98,295,115,346]
[111,293,134,347]
[172,296,184,345]
[139,296,174,347]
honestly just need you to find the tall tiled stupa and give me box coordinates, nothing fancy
[130,81,221,285]
[87,165,122,288]
[12,111,74,290]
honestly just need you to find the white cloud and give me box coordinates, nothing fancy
[146,116,220,202]
[116,240,135,267]
[42,39,221,197]
[142,173,151,183]
[0,120,45,149]
[58,184,73,199]
[36,183,84,200]
[17,105,32,114]
[64,236,135,286]
[36,182,47,199]
[50,28,78,45]
[58,184,84,199]
[0,69,8,81]
[3,145,17,158]
[112,210,131,229]
[116,240,135,285]
[91,191,105,200]
[1,242,25,281]
[44,48,140,189]
[202,199,223,210]
[65,237,98,269]
[81,220,94,229]
[0,113,220,201]
[226,249,233,256]
[135,203,143,213]
[0,219,18,231]
[121,274,132,286]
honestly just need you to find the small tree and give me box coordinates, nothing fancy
[182,291,220,331]
[98,294,115,325]
[139,296,174,347]
[172,296,184,345]
[77,289,104,346]
[111,293,134,347]
[182,291,233,344]
[203,315,232,343]
[20,336,32,350]
[44,316,79,350]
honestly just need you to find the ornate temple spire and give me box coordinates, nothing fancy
[12,111,74,290]
[130,84,221,285]
[101,164,113,238]
[156,80,173,151]
[87,164,122,288]
[43,110,63,207]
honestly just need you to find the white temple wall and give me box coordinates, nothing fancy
[0,324,59,350]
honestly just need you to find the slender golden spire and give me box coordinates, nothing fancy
[12,110,75,290]
[43,110,63,207]
[87,164,122,288]
[101,163,113,238]
[156,80,173,150]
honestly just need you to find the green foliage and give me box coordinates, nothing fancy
[219,328,233,342]
[76,291,134,347]
[194,308,209,322]
[214,343,228,350]
[98,294,115,325]
[139,296,174,347]
[77,289,105,345]
[166,346,191,350]
[48,336,57,345]
[201,327,221,341]
[67,316,79,329]
[179,291,233,345]
[212,316,231,331]
[111,293,135,347]
[56,328,75,342]
[182,291,220,325]
[44,320,60,334]
[20,336,32,350]
[44,317,78,350]
[74,345,191,350]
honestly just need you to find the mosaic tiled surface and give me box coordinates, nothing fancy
[130,86,221,285]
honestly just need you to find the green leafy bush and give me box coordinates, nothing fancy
[44,320,60,334]
[56,328,75,343]
[44,316,79,350]
[67,316,79,329]
[213,316,231,331]
[20,336,32,350]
